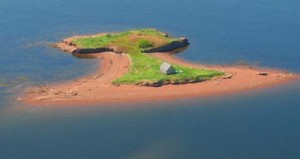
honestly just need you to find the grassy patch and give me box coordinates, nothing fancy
[72,32,131,48]
[113,49,223,84]
[71,29,224,85]
[138,40,154,48]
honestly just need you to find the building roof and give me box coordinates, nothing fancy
[160,62,176,75]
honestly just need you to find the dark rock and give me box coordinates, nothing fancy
[257,72,269,76]
[143,37,189,53]
[73,47,114,54]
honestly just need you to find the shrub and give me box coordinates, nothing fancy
[138,40,153,48]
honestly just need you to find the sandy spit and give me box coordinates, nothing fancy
[21,49,296,106]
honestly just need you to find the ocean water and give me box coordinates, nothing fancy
[0,0,299,158]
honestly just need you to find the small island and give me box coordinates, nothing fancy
[22,29,295,106]
[57,29,224,86]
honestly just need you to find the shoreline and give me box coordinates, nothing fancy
[21,49,296,106]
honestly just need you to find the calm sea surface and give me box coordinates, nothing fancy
[0,0,299,158]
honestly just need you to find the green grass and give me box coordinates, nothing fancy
[113,48,223,85]
[72,32,131,48]
[71,29,224,85]
[138,40,154,48]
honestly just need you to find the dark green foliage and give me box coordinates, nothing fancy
[138,40,154,48]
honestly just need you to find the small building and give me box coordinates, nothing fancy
[160,62,176,75]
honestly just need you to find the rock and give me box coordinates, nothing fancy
[143,37,189,53]
[162,33,169,37]
[138,81,165,87]
[94,74,104,80]
[39,88,48,93]
[75,47,114,54]
[48,89,61,95]
[26,86,49,94]
[111,46,125,54]
[222,74,233,79]
[257,72,269,76]
[66,90,78,96]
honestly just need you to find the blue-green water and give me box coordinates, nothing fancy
[0,0,299,158]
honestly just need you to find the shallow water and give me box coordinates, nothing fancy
[0,0,299,158]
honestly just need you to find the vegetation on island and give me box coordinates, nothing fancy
[71,29,224,85]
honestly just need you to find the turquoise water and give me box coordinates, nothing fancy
[0,0,299,158]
